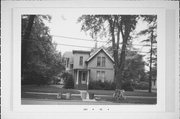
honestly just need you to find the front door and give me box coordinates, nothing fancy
[79,71,87,84]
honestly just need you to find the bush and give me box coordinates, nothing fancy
[61,72,74,89]
[21,71,49,85]
[89,80,116,90]
[121,81,134,91]
[134,81,149,90]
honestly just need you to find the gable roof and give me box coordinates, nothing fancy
[86,48,114,63]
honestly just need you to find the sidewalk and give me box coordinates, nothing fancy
[21,98,132,105]
[24,91,157,99]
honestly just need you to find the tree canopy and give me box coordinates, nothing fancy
[78,15,138,89]
[21,15,64,85]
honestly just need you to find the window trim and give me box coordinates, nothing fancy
[97,56,101,66]
[79,56,83,66]
[102,57,106,67]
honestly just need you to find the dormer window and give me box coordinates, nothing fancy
[79,56,83,66]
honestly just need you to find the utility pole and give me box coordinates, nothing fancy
[94,36,98,50]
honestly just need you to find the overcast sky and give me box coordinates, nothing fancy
[45,14,150,56]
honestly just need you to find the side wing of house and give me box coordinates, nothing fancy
[63,51,73,72]
[72,50,91,89]
[87,49,114,83]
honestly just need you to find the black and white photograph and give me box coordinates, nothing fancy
[21,14,157,105]
[2,1,179,119]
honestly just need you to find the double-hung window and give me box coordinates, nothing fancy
[97,56,106,67]
[97,57,101,66]
[102,57,106,67]
[79,56,83,66]
[96,71,105,82]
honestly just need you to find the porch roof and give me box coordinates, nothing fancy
[73,68,90,71]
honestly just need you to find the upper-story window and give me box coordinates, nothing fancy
[102,57,106,67]
[79,56,83,66]
[97,56,106,67]
[97,57,101,66]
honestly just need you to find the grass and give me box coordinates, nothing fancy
[22,85,157,104]
[22,93,82,100]
[100,96,157,104]
[21,85,80,94]
[88,90,156,97]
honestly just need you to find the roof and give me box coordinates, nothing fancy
[72,50,91,54]
[86,48,114,63]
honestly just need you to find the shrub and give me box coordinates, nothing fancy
[121,81,134,91]
[21,71,49,85]
[88,80,116,90]
[134,81,149,90]
[61,72,74,89]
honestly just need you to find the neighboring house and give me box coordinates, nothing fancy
[151,79,157,90]
[63,48,114,89]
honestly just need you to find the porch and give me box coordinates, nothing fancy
[73,69,90,90]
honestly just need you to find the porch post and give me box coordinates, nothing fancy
[76,70,79,85]
[87,70,89,90]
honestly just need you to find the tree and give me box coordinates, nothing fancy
[21,15,64,85]
[123,50,145,82]
[78,15,138,89]
[138,15,157,93]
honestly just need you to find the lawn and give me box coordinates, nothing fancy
[22,85,80,94]
[87,89,156,97]
[22,85,157,104]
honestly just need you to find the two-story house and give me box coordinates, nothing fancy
[63,48,114,89]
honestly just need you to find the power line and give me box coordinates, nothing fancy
[52,35,107,43]
[56,43,152,54]
[52,35,157,47]
[56,43,93,48]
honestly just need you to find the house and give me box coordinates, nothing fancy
[151,79,157,90]
[63,48,114,89]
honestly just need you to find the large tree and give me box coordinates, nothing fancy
[138,15,157,93]
[22,15,64,85]
[78,15,138,89]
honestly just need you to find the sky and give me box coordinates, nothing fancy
[44,13,152,70]
[45,14,150,55]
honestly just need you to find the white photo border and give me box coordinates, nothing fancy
[1,1,179,119]
[13,7,165,113]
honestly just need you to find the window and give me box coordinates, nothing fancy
[96,71,105,82]
[97,57,101,66]
[66,58,69,67]
[70,64,73,69]
[97,56,106,67]
[102,57,106,67]
[96,71,101,80]
[101,71,105,82]
[79,56,83,66]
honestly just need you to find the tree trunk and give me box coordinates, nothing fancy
[148,31,153,93]
[108,17,121,89]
